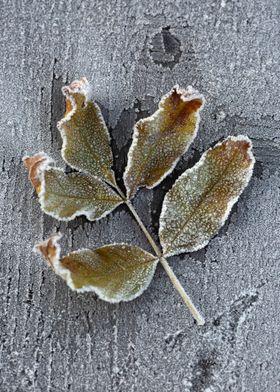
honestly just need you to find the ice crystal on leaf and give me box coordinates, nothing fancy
[124,86,204,198]
[23,153,122,221]
[58,78,117,186]
[159,136,255,257]
[23,78,255,325]
[34,234,157,302]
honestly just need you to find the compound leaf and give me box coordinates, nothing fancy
[23,153,122,221]
[58,78,116,186]
[159,136,255,257]
[35,234,158,302]
[124,86,204,198]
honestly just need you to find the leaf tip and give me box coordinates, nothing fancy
[166,84,205,110]
[23,152,52,193]
[227,135,255,168]
[61,77,91,115]
[62,77,90,96]
[33,233,62,269]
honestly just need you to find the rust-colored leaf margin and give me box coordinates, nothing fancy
[23,152,53,193]
[124,85,205,198]
[34,233,62,270]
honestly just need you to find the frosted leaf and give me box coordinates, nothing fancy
[34,234,158,303]
[124,86,204,198]
[58,78,116,186]
[23,153,122,221]
[23,152,52,193]
[159,136,255,257]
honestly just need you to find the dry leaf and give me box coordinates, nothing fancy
[23,154,122,221]
[159,136,255,257]
[23,152,51,193]
[58,78,116,186]
[124,86,204,198]
[35,234,158,302]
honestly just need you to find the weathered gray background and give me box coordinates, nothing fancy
[1,0,280,391]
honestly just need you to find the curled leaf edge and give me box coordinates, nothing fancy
[23,152,123,222]
[34,234,159,303]
[124,85,205,198]
[57,77,116,186]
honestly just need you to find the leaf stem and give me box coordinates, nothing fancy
[125,200,161,258]
[113,186,205,325]
[159,257,205,325]
[112,184,160,256]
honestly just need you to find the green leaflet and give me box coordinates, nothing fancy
[41,168,122,221]
[159,136,255,257]
[58,78,116,186]
[124,86,204,198]
[35,234,158,303]
[23,153,122,221]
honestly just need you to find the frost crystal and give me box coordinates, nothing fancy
[159,136,255,257]
[35,235,158,303]
[58,78,117,186]
[24,154,122,221]
[124,86,204,198]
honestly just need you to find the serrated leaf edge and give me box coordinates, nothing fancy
[124,85,205,197]
[34,234,158,303]
[159,135,255,257]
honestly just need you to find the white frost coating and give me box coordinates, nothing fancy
[40,182,122,222]
[124,85,205,196]
[22,152,54,178]
[34,236,158,303]
[57,77,115,184]
[33,233,76,289]
[65,246,158,303]
[39,167,122,222]
[159,135,255,257]
[148,88,205,190]
[71,259,158,303]
[22,151,54,165]
[25,152,122,222]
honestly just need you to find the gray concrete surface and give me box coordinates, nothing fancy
[0,0,280,391]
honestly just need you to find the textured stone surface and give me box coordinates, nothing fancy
[1,1,280,391]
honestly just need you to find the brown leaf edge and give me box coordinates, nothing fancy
[34,233,158,303]
[57,77,117,187]
[23,152,53,194]
[124,85,205,198]
[22,153,122,222]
